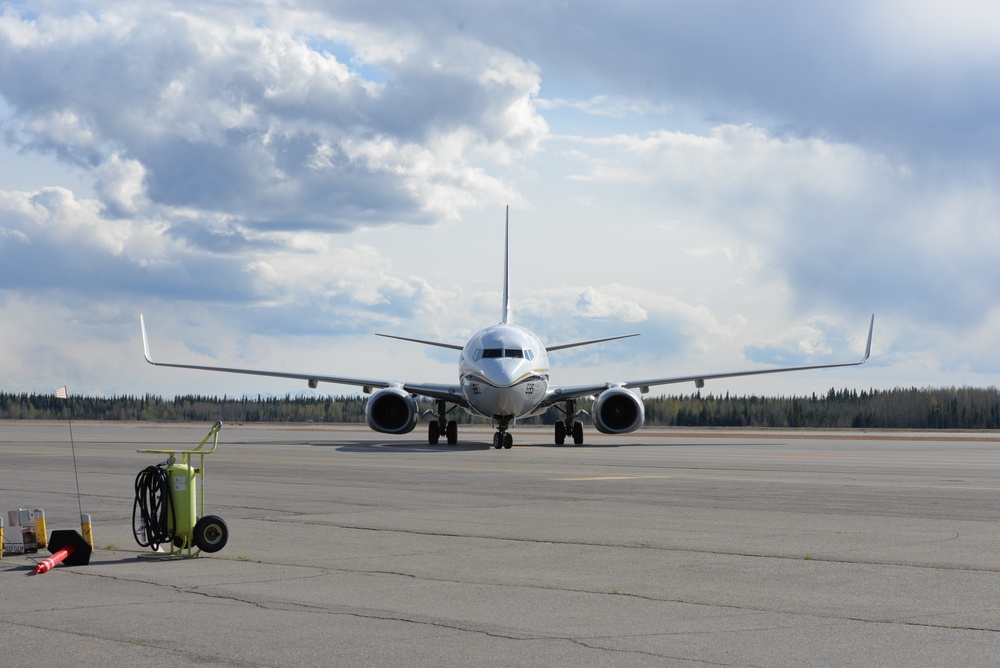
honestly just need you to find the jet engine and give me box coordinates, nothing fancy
[592,387,645,434]
[366,388,419,435]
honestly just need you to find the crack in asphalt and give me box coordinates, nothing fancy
[43,555,1000,649]
[252,516,1000,574]
[0,615,264,667]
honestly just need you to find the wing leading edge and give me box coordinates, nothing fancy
[140,315,467,406]
[542,315,875,406]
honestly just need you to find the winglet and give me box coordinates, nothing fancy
[862,314,874,363]
[139,314,155,364]
[501,205,511,325]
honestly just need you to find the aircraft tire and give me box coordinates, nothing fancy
[428,421,440,445]
[446,420,458,445]
[554,421,566,445]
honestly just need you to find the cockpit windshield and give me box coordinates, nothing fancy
[477,348,534,361]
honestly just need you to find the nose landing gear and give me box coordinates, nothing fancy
[492,416,514,449]
[492,430,513,449]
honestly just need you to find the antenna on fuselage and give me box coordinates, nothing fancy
[501,205,511,325]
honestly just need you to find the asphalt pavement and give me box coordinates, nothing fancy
[4,421,1000,666]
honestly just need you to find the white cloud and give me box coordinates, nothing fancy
[537,95,673,118]
[571,286,648,322]
[95,154,148,216]
[686,246,734,262]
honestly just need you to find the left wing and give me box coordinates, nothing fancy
[140,315,467,406]
[541,314,875,406]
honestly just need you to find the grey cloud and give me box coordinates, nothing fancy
[332,0,1000,164]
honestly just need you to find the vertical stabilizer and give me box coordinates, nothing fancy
[501,205,511,324]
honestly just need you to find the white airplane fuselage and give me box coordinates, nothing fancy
[459,323,550,422]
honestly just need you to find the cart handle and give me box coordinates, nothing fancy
[138,421,222,456]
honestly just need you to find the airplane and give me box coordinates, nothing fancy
[141,207,874,449]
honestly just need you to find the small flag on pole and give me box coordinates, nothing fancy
[55,386,69,399]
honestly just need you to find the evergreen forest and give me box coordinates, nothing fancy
[2,386,999,430]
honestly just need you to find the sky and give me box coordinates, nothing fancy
[1,0,999,400]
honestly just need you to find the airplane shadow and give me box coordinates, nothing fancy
[317,440,635,453]
[321,439,759,452]
[321,441,494,453]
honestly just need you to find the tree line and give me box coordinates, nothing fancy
[1,386,999,430]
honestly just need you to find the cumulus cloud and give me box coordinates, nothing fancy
[552,123,1000,329]
[744,318,844,366]
[0,3,545,231]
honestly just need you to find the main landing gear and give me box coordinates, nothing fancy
[554,420,584,445]
[554,399,585,445]
[427,399,458,445]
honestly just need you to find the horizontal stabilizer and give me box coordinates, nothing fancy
[374,333,464,351]
[547,333,641,352]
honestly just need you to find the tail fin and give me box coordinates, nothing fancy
[501,205,511,324]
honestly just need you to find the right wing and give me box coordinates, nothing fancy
[140,315,467,406]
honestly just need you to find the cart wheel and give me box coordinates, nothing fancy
[193,515,229,553]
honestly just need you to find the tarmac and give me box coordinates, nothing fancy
[4,420,1000,666]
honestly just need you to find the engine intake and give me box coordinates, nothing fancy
[592,387,645,434]
[366,387,419,435]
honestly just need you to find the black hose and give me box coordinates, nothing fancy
[132,465,172,550]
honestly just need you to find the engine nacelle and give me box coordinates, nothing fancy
[366,387,419,435]
[592,387,645,434]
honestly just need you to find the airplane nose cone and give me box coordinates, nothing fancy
[479,360,520,387]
